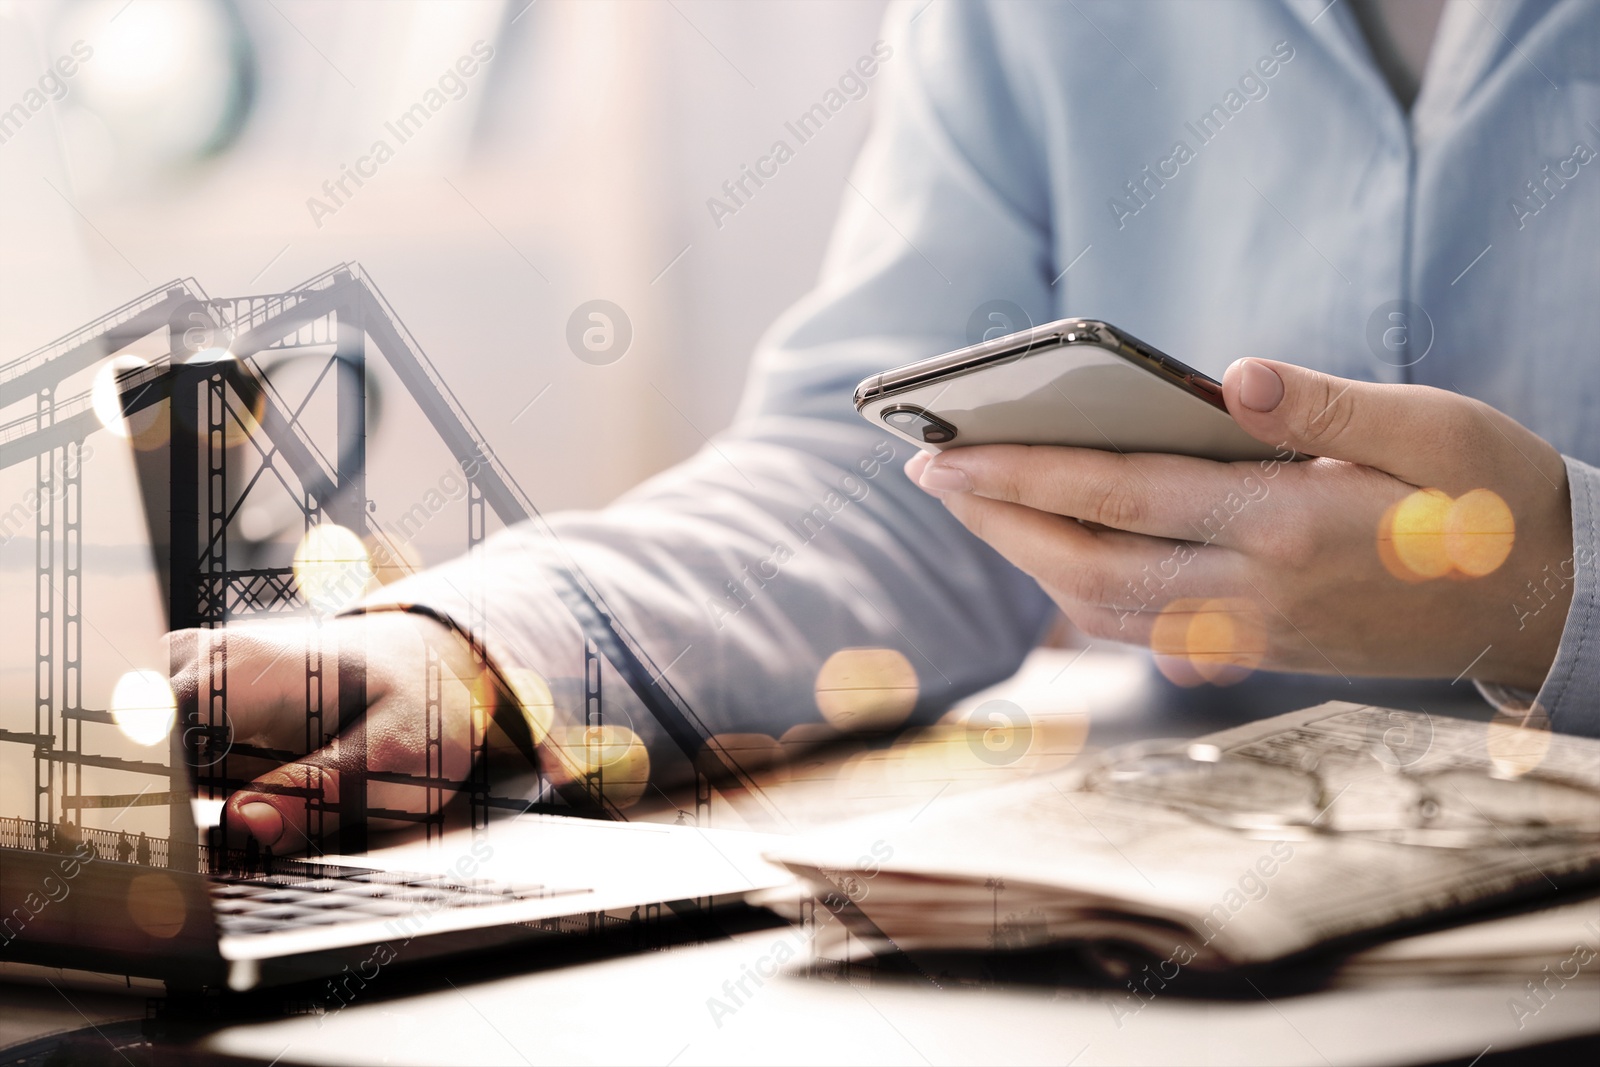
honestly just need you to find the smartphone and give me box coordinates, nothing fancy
[854,318,1281,462]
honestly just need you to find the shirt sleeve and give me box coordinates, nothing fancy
[360,1,1061,780]
[1485,455,1600,731]
[1476,455,1600,736]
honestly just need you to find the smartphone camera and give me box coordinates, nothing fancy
[882,405,957,444]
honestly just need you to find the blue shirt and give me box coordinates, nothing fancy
[380,0,1600,763]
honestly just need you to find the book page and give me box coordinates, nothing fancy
[769,703,1600,967]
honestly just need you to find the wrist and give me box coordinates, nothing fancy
[1472,493,1577,693]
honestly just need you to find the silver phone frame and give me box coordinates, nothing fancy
[853,318,1228,415]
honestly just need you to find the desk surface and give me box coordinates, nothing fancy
[5,929,1597,1067]
[3,651,1590,1066]
[201,932,1598,1066]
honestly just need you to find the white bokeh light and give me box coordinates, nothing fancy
[90,354,151,436]
[110,669,177,747]
[66,0,242,166]
[293,524,373,614]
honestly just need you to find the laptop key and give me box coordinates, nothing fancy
[245,905,328,921]
[211,866,594,938]
[298,896,364,909]
[335,899,416,917]
[216,917,284,935]
[255,891,312,905]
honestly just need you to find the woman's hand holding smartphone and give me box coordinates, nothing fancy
[861,322,1574,693]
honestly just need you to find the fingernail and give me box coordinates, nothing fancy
[239,801,284,847]
[1239,361,1284,412]
[918,463,971,493]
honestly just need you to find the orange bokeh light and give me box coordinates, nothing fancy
[1151,598,1266,687]
[1379,488,1514,582]
[1387,488,1454,580]
[1444,489,1516,577]
[814,648,919,733]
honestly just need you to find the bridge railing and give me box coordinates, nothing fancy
[0,815,171,867]
[0,279,202,389]
[0,814,297,876]
[0,355,172,450]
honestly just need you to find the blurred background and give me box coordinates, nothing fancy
[0,0,893,835]
[4,0,890,516]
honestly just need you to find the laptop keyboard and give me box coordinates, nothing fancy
[209,865,586,936]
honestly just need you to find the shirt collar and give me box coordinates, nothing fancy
[1285,0,1540,144]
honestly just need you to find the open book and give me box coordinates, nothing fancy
[768,703,1600,973]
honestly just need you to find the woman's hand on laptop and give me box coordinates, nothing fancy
[908,359,1574,693]
[167,612,533,852]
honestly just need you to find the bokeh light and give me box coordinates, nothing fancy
[91,354,171,449]
[176,348,265,447]
[67,0,247,169]
[813,648,918,732]
[110,669,177,746]
[292,524,373,613]
[777,723,848,784]
[548,724,650,808]
[1485,704,1551,778]
[1444,489,1516,577]
[1151,598,1265,687]
[368,535,424,586]
[1383,488,1454,580]
[91,354,151,436]
[131,399,173,451]
[499,668,556,746]
[1380,488,1514,581]
[963,699,1033,767]
[127,872,187,939]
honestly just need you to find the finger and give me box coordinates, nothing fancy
[171,614,474,757]
[939,491,1239,610]
[918,443,1267,544]
[225,687,475,852]
[1220,359,1562,490]
[227,759,345,854]
[903,449,934,486]
[167,624,336,750]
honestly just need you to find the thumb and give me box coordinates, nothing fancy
[1222,358,1468,486]
[226,759,343,855]
[223,708,448,854]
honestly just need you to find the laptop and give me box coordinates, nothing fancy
[0,358,793,996]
